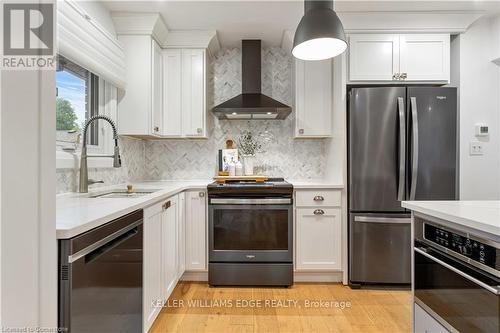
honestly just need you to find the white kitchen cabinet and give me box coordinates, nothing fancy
[181,49,207,137]
[143,202,164,332]
[414,303,450,333]
[294,59,333,138]
[185,190,207,271]
[162,48,208,138]
[295,189,342,272]
[348,33,450,83]
[296,208,342,270]
[117,36,163,137]
[177,192,186,279]
[161,195,178,301]
[162,49,182,136]
[349,34,400,81]
[399,34,450,81]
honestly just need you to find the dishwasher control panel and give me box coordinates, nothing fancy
[424,223,498,270]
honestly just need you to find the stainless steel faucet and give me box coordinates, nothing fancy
[79,115,121,193]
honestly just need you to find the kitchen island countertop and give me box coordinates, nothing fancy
[402,200,500,238]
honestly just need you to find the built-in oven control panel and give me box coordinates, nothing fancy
[424,223,498,269]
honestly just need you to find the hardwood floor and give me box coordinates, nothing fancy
[150,282,411,333]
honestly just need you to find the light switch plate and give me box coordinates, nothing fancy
[470,141,484,155]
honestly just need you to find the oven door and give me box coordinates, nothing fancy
[414,242,500,333]
[209,198,293,262]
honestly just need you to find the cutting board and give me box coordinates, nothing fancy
[213,175,268,184]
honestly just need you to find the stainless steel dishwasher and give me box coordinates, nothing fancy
[58,210,143,333]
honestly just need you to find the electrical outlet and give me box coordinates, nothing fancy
[470,141,484,156]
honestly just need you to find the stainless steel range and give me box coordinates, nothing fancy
[207,178,293,287]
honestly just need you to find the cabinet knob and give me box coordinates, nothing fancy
[197,128,203,134]
[298,129,304,135]
[400,72,407,80]
[392,73,400,80]
[313,195,324,202]
[163,201,171,210]
[313,209,325,215]
[154,126,159,132]
[199,192,205,197]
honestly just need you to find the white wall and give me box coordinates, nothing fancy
[77,1,117,37]
[1,41,56,331]
[458,15,500,199]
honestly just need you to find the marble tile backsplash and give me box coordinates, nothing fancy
[144,47,326,180]
[56,47,326,193]
[56,137,145,194]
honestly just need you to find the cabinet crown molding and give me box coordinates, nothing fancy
[164,30,220,57]
[112,12,169,45]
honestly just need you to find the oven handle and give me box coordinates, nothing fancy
[210,198,292,205]
[415,247,500,295]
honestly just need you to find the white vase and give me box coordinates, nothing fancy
[242,155,255,176]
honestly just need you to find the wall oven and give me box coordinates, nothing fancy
[207,179,293,286]
[414,216,500,333]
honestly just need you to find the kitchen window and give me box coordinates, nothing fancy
[56,55,119,169]
[56,55,99,149]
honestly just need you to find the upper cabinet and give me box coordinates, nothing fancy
[162,48,207,137]
[348,33,450,83]
[399,34,450,81]
[113,13,218,139]
[117,36,163,137]
[294,59,333,138]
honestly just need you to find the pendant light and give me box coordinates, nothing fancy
[292,0,347,61]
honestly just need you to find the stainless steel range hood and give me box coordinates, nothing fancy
[212,40,292,120]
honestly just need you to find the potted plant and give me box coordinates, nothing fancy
[237,131,261,176]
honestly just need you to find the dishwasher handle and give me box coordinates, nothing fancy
[85,227,139,264]
[68,220,142,263]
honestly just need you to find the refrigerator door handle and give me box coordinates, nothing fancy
[354,216,411,224]
[397,97,406,201]
[410,97,419,200]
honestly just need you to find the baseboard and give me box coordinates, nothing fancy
[293,271,343,283]
[181,270,344,283]
[181,270,208,281]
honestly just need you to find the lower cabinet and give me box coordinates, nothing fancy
[295,189,342,271]
[143,190,206,332]
[143,194,180,333]
[161,195,178,301]
[185,190,207,271]
[296,208,341,270]
[143,201,164,332]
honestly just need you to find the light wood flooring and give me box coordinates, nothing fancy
[150,282,411,333]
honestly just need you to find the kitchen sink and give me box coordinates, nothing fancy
[89,189,160,198]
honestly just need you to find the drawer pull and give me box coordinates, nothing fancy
[313,209,325,215]
[313,195,324,202]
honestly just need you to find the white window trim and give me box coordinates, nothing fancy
[56,80,118,170]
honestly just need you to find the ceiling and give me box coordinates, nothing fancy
[103,1,499,47]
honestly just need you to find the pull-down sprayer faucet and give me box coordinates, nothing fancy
[79,115,121,193]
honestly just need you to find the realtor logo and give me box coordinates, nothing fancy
[3,3,53,55]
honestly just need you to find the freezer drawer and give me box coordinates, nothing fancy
[349,213,411,284]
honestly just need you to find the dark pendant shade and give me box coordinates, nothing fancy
[292,0,347,61]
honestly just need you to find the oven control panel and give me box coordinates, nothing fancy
[424,224,498,269]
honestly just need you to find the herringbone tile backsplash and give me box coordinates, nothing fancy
[57,47,325,193]
[144,47,325,180]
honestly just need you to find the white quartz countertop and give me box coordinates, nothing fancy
[57,179,343,239]
[402,200,500,237]
[57,181,210,239]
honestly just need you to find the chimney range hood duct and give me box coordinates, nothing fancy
[212,40,292,120]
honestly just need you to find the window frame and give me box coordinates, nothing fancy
[56,56,117,169]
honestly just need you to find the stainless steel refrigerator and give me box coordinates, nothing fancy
[348,86,458,286]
